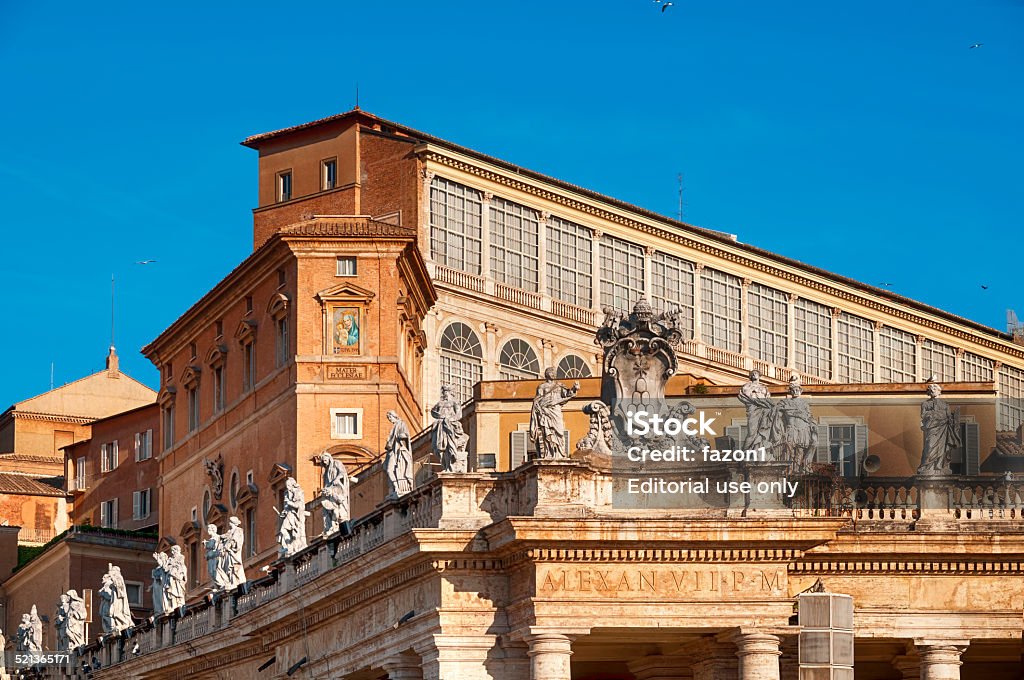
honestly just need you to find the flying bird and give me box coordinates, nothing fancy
[981,285,989,290]
[969,43,983,49]
[880,282,894,288]
[662,1,673,11]
[135,259,157,265]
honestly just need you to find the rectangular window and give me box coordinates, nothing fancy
[100,498,118,528]
[961,352,994,382]
[213,366,225,413]
[998,364,1024,431]
[215,319,223,338]
[243,342,256,392]
[132,488,151,520]
[828,425,857,477]
[187,386,200,432]
[599,236,645,311]
[336,256,357,276]
[245,295,254,314]
[321,158,337,191]
[747,283,788,366]
[489,197,539,292]
[794,299,832,379]
[700,268,742,353]
[650,251,695,340]
[878,326,916,382]
[836,313,874,383]
[100,441,119,473]
[429,177,483,274]
[920,339,955,382]
[545,216,592,308]
[330,408,362,439]
[163,405,175,450]
[275,316,289,368]
[76,456,86,490]
[134,430,153,462]
[125,582,143,607]
[277,171,292,202]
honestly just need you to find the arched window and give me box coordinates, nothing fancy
[499,339,540,380]
[229,471,240,508]
[439,322,483,403]
[556,354,592,379]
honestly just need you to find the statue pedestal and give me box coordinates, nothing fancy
[915,476,956,530]
[744,463,792,512]
[520,459,599,517]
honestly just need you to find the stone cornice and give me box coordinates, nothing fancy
[526,548,804,562]
[8,410,93,425]
[421,150,1024,363]
[790,559,1024,574]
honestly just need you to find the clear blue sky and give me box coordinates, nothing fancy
[0,1,1021,408]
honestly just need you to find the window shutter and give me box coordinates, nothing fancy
[965,422,980,475]
[816,425,830,463]
[100,444,108,473]
[100,502,108,527]
[854,425,869,474]
[510,431,528,469]
[135,433,142,462]
[133,491,141,520]
[112,498,118,527]
[112,441,119,469]
[146,429,153,459]
[563,430,571,455]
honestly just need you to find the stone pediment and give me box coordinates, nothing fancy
[234,319,257,343]
[157,385,177,407]
[158,535,179,552]
[179,521,200,542]
[266,292,290,319]
[315,282,376,305]
[206,344,228,367]
[180,365,201,388]
[267,462,293,486]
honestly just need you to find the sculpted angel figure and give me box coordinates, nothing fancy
[384,411,414,497]
[431,385,470,473]
[917,382,961,476]
[529,368,579,459]
[316,451,350,536]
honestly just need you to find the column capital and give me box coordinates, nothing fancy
[421,169,435,182]
[731,631,783,658]
[788,293,799,304]
[524,632,574,680]
[831,307,843,318]
[381,651,423,680]
[913,642,968,680]
[891,653,920,680]
[482,190,494,202]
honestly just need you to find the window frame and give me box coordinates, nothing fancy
[330,407,363,440]
[276,169,293,202]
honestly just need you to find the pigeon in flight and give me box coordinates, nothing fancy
[135,259,157,265]
[969,43,983,49]
[662,1,673,11]
[980,285,989,290]
[880,282,893,288]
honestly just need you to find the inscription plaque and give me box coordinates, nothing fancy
[327,365,368,381]
[537,564,786,600]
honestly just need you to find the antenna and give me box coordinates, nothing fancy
[677,172,684,221]
[50,362,54,391]
[110,274,116,349]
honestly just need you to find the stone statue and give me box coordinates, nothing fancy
[65,590,86,649]
[576,400,614,456]
[276,478,309,558]
[738,370,783,450]
[204,454,225,499]
[165,545,187,610]
[431,385,470,473]
[778,377,818,473]
[151,551,168,616]
[384,411,414,497]
[205,524,229,590]
[223,516,247,588]
[316,451,350,537]
[529,367,580,459]
[917,382,961,476]
[16,606,42,652]
[101,564,133,634]
[55,594,70,651]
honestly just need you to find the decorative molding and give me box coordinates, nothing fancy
[526,548,803,562]
[790,560,1024,575]
[266,292,290,320]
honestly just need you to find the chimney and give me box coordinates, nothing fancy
[106,346,120,377]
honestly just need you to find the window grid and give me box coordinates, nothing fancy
[650,251,695,340]
[429,177,483,274]
[794,299,832,379]
[747,283,788,365]
[998,365,1024,431]
[499,339,540,380]
[489,197,539,292]
[879,326,916,383]
[829,425,857,477]
[556,355,592,379]
[836,314,874,383]
[920,339,955,382]
[439,322,483,404]
[546,217,593,307]
[961,352,994,382]
[700,268,742,353]
[599,237,645,311]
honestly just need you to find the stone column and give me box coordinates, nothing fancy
[538,212,549,307]
[627,654,694,679]
[741,278,752,363]
[954,347,964,382]
[734,632,782,680]
[644,245,655,301]
[891,653,920,680]
[524,633,573,680]
[420,169,435,248]
[872,320,883,382]
[786,294,798,378]
[915,643,968,680]
[416,634,499,680]
[915,335,925,382]
[830,308,841,381]
[591,229,603,314]
[480,191,493,285]
[693,263,706,345]
[381,651,423,680]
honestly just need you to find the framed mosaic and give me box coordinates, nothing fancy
[330,306,361,354]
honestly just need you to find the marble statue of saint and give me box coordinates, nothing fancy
[165,545,188,610]
[917,382,961,476]
[529,368,580,459]
[738,370,782,450]
[431,385,470,473]
[107,565,133,632]
[276,478,309,558]
[223,516,247,589]
[384,411,414,497]
[98,573,115,634]
[17,608,42,652]
[316,451,350,537]
[205,524,229,590]
[65,590,87,649]
[778,378,818,473]
[150,551,168,616]
[55,594,70,651]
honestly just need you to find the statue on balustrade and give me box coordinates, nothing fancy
[16,606,42,652]
[530,367,580,459]
[99,564,132,634]
[223,516,247,588]
[277,477,310,558]
[917,381,961,476]
[316,450,351,537]
[165,545,188,609]
[55,594,70,651]
[384,411,414,497]
[738,369,783,451]
[205,524,229,591]
[150,551,169,616]
[431,385,470,473]
[778,377,818,473]
[65,590,87,649]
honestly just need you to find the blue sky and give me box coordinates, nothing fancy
[0,1,1021,408]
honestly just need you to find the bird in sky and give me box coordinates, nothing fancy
[880,282,894,288]
[662,1,673,11]
[135,259,157,265]
[969,43,983,49]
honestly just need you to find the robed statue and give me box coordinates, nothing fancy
[316,451,351,537]
[431,385,470,473]
[223,517,246,588]
[205,524,229,590]
[916,381,961,476]
[65,590,87,649]
[276,477,310,558]
[529,367,580,459]
[384,411,414,497]
[99,564,133,634]
[16,607,42,652]
[778,377,818,473]
[165,545,188,609]
[738,369,783,451]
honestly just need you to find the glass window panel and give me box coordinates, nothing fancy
[546,216,593,307]
[747,283,788,365]
[999,365,1024,431]
[599,236,645,311]
[794,298,832,379]
[961,352,994,382]
[429,177,483,274]
[556,355,592,379]
[836,313,874,383]
[700,268,742,353]
[650,251,695,340]
[489,197,539,291]
[439,322,483,403]
[920,339,955,382]
[879,326,916,382]
[499,339,540,379]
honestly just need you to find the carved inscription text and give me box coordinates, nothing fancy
[537,564,786,600]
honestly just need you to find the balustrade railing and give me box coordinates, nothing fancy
[434,265,485,292]
[494,281,542,309]
[551,299,595,325]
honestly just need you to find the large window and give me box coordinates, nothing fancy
[132,488,152,520]
[828,425,857,477]
[162,404,175,450]
[489,197,539,292]
[100,441,118,473]
[556,355,592,379]
[546,216,592,307]
[920,339,955,382]
[747,283,788,366]
[275,316,289,368]
[134,430,153,462]
[599,236,645,311]
[100,498,118,528]
[879,326,916,382]
[499,339,540,379]
[439,322,483,403]
[242,341,256,392]
[836,313,874,383]
[650,251,695,340]
[213,365,225,413]
[187,385,200,432]
[999,365,1024,431]
[961,352,994,382]
[429,177,483,274]
[794,299,832,379]
[700,268,742,353]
